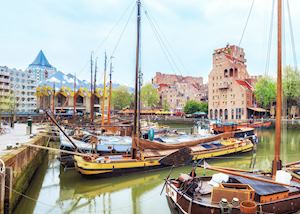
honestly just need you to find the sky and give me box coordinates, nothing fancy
[0,0,299,86]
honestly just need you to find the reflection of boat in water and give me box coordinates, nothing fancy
[165,1,300,213]
[59,169,163,200]
[58,168,165,213]
[238,121,272,129]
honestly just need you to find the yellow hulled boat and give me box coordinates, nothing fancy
[74,138,253,177]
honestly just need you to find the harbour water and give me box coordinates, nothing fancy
[15,126,300,214]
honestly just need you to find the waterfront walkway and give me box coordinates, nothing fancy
[0,123,39,156]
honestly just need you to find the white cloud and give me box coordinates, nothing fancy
[0,0,299,86]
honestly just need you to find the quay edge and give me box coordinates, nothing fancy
[0,134,48,213]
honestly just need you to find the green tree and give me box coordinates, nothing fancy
[254,76,276,109]
[184,100,208,114]
[199,102,208,113]
[0,93,16,128]
[141,83,159,108]
[162,99,170,111]
[283,66,300,105]
[111,86,133,110]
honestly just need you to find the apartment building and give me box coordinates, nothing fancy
[27,50,56,82]
[0,67,10,111]
[152,72,207,112]
[208,44,257,121]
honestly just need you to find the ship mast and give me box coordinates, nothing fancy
[90,52,94,123]
[132,0,141,159]
[73,73,76,119]
[272,0,282,177]
[52,82,55,114]
[94,57,98,116]
[107,57,113,124]
[101,52,107,127]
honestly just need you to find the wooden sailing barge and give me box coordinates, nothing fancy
[165,1,300,213]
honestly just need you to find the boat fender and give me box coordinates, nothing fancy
[148,128,155,141]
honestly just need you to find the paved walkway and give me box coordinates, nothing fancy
[0,123,40,156]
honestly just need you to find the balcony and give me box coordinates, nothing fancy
[0,77,9,83]
[218,82,229,90]
[0,85,10,90]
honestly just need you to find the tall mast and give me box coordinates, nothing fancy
[52,82,55,114]
[101,52,107,127]
[273,0,282,177]
[90,52,94,123]
[132,0,141,158]
[94,57,98,93]
[94,57,98,116]
[107,56,113,125]
[73,73,76,118]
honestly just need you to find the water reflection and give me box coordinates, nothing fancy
[15,128,300,214]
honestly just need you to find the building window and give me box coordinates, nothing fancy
[224,109,228,120]
[231,109,234,120]
[230,68,234,77]
[214,109,218,120]
[224,69,228,77]
[219,109,223,120]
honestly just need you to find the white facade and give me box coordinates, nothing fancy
[27,66,56,82]
[0,67,10,110]
[1,66,37,113]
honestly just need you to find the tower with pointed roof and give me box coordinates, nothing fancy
[27,50,56,82]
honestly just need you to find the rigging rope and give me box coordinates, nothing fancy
[286,0,298,70]
[264,0,275,76]
[111,3,136,58]
[5,185,57,209]
[142,7,183,76]
[144,4,187,74]
[76,1,136,75]
[238,0,255,46]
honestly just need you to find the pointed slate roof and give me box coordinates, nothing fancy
[29,50,53,68]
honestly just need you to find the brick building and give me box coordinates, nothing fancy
[152,72,208,112]
[208,44,260,121]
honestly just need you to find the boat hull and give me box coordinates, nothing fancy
[74,141,253,177]
[166,182,300,214]
[74,155,163,177]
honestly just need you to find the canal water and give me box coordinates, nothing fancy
[15,126,300,214]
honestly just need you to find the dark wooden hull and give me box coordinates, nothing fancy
[166,184,300,214]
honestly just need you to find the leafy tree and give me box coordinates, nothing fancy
[111,86,133,110]
[0,93,16,128]
[141,83,159,108]
[162,99,170,111]
[199,102,208,113]
[254,76,276,109]
[283,66,300,105]
[184,100,208,114]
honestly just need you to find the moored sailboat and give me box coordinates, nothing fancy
[72,0,254,178]
[165,1,300,213]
